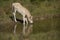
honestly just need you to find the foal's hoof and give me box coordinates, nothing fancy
[15,21,17,23]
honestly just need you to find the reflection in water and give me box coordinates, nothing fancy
[13,24,33,40]
[0,16,60,40]
[13,23,17,34]
[23,24,33,40]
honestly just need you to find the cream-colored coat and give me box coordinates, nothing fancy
[12,3,33,25]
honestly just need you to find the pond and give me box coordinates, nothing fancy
[0,17,60,40]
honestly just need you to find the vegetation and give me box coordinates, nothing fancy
[0,0,60,40]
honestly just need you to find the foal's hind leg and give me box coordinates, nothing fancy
[13,9,17,22]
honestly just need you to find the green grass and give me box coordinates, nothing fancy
[0,0,60,40]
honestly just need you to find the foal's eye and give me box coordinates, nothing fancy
[31,17,32,19]
[29,17,31,18]
[29,16,33,19]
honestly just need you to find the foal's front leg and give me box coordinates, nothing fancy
[25,18,28,24]
[23,15,25,25]
[23,15,28,25]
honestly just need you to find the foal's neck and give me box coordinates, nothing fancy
[26,14,31,18]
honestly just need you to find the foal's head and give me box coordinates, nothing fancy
[28,16,33,23]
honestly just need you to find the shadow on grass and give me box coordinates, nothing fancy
[10,16,23,23]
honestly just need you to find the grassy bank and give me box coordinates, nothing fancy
[0,0,60,40]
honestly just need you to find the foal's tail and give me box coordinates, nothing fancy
[12,4,15,12]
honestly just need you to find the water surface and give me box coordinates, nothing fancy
[0,17,60,40]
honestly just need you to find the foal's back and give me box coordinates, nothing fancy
[12,3,31,17]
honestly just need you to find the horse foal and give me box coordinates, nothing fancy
[12,3,33,25]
